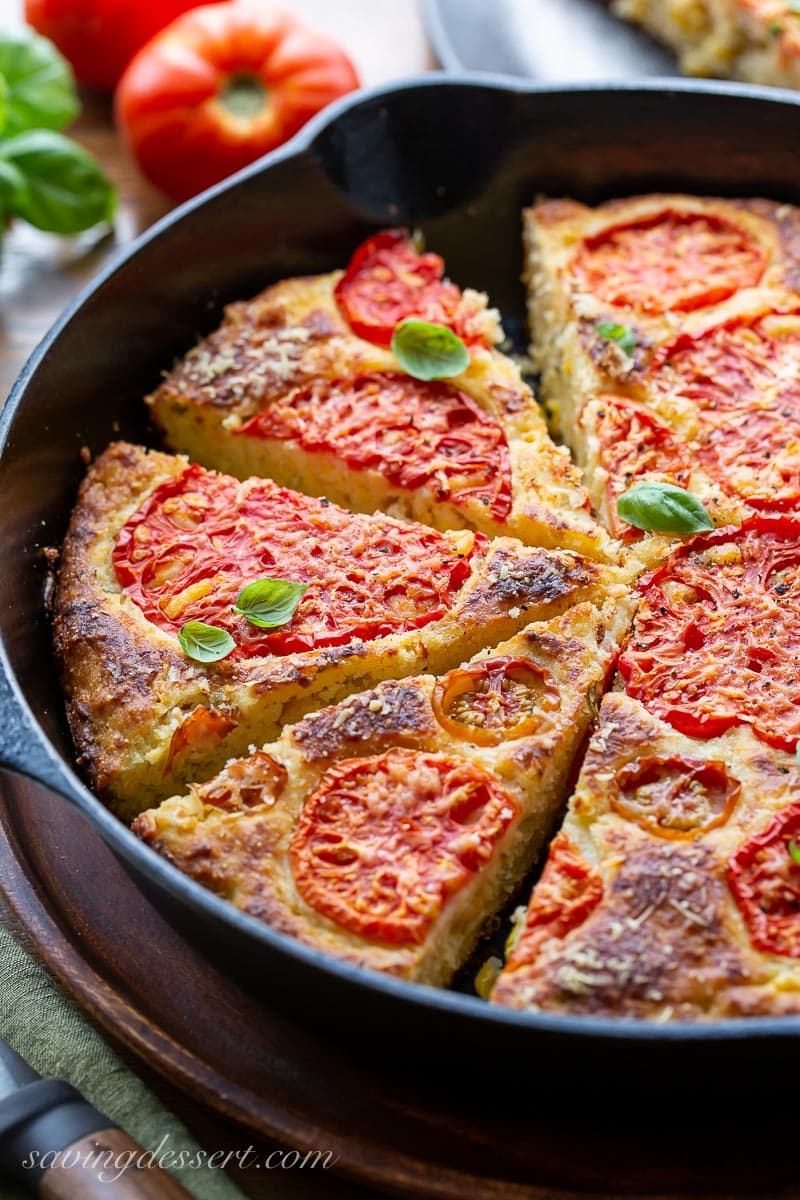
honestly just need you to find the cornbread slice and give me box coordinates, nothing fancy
[54,442,622,818]
[492,692,800,1019]
[613,0,800,90]
[148,231,612,562]
[132,596,633,984]
[525,193,800,541]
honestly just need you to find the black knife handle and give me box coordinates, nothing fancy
[0,1079,192,1198]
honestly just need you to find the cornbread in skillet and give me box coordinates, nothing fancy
[613,0,800,90]
[524,193,800,544]
[494,514,800,1019]
[492,692,800,1019]
[148,230,613,562]
[54,442,617,818]
[132,595,633,984]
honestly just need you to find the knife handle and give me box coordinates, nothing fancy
[38,1128,194,1199]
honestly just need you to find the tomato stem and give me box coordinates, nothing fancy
[219,74,268,118]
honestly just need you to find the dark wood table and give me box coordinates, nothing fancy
[0,2,431,1195]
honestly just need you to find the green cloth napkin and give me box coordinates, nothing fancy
[0,926,245,1200]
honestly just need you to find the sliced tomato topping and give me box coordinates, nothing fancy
[591,394,693,537]
[619,515,800,751]
[290,748,518,945]
[650,317,800,509]
[432,656,560,746]
[113,465,482,658]
[238,372,512,521]
[334,228,489,347]
[503,833,603,971]
[698,409,800,510]
[612,755,740,839]
[728,800,800,958]
[571,209,766,314]
[164,706,236,776]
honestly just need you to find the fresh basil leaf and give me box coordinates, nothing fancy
[0,72,8,136]
[0,156,28,211]
[0,29,79,137]
[789,839,800,866]
[178,620,235,663]
[616,481,714,535]
[0,129,115,233]
[596,321,636,356]
[391,319,470,381]
[233,578,308,629]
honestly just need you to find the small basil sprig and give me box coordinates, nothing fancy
[0,29,78,137]
[789,839,800,867]
[596,321,636,356]
[0,27,115,248]
[178,620,236,663]
[616,481,714,535]
[233,578,308,629]
[391,318,470,381]
[0,130,115,233]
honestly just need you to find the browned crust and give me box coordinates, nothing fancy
[492,692,800,1019]
[147,263,613,560]
[132,597,634,983]
[55,442,618,817]
[495,840,753,1019]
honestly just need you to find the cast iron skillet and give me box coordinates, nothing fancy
[3,75,800,1093]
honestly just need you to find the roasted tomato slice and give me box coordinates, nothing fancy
[290,749,518,945]
[113,464,481,658]
[164,706,236,776]
[728,800,800,958]
[590,394,693,537]
[571,209,766,314]
[650,316,800,509]
[238,372,513,521]
[611,755,740,840]
[432,656,560,746]
[501,833,603,972]
[619,515,800,751]
[334,228,489,347]
[698,408,800,510]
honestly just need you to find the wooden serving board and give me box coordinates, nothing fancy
[0,771,795,1200]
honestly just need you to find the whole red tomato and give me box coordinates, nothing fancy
[114,3,360,202]
[24,0,199,91]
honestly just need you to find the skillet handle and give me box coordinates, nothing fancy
[0,656,75,803]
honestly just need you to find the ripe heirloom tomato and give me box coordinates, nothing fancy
[24,0,198,92]
[115,2,360,202]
